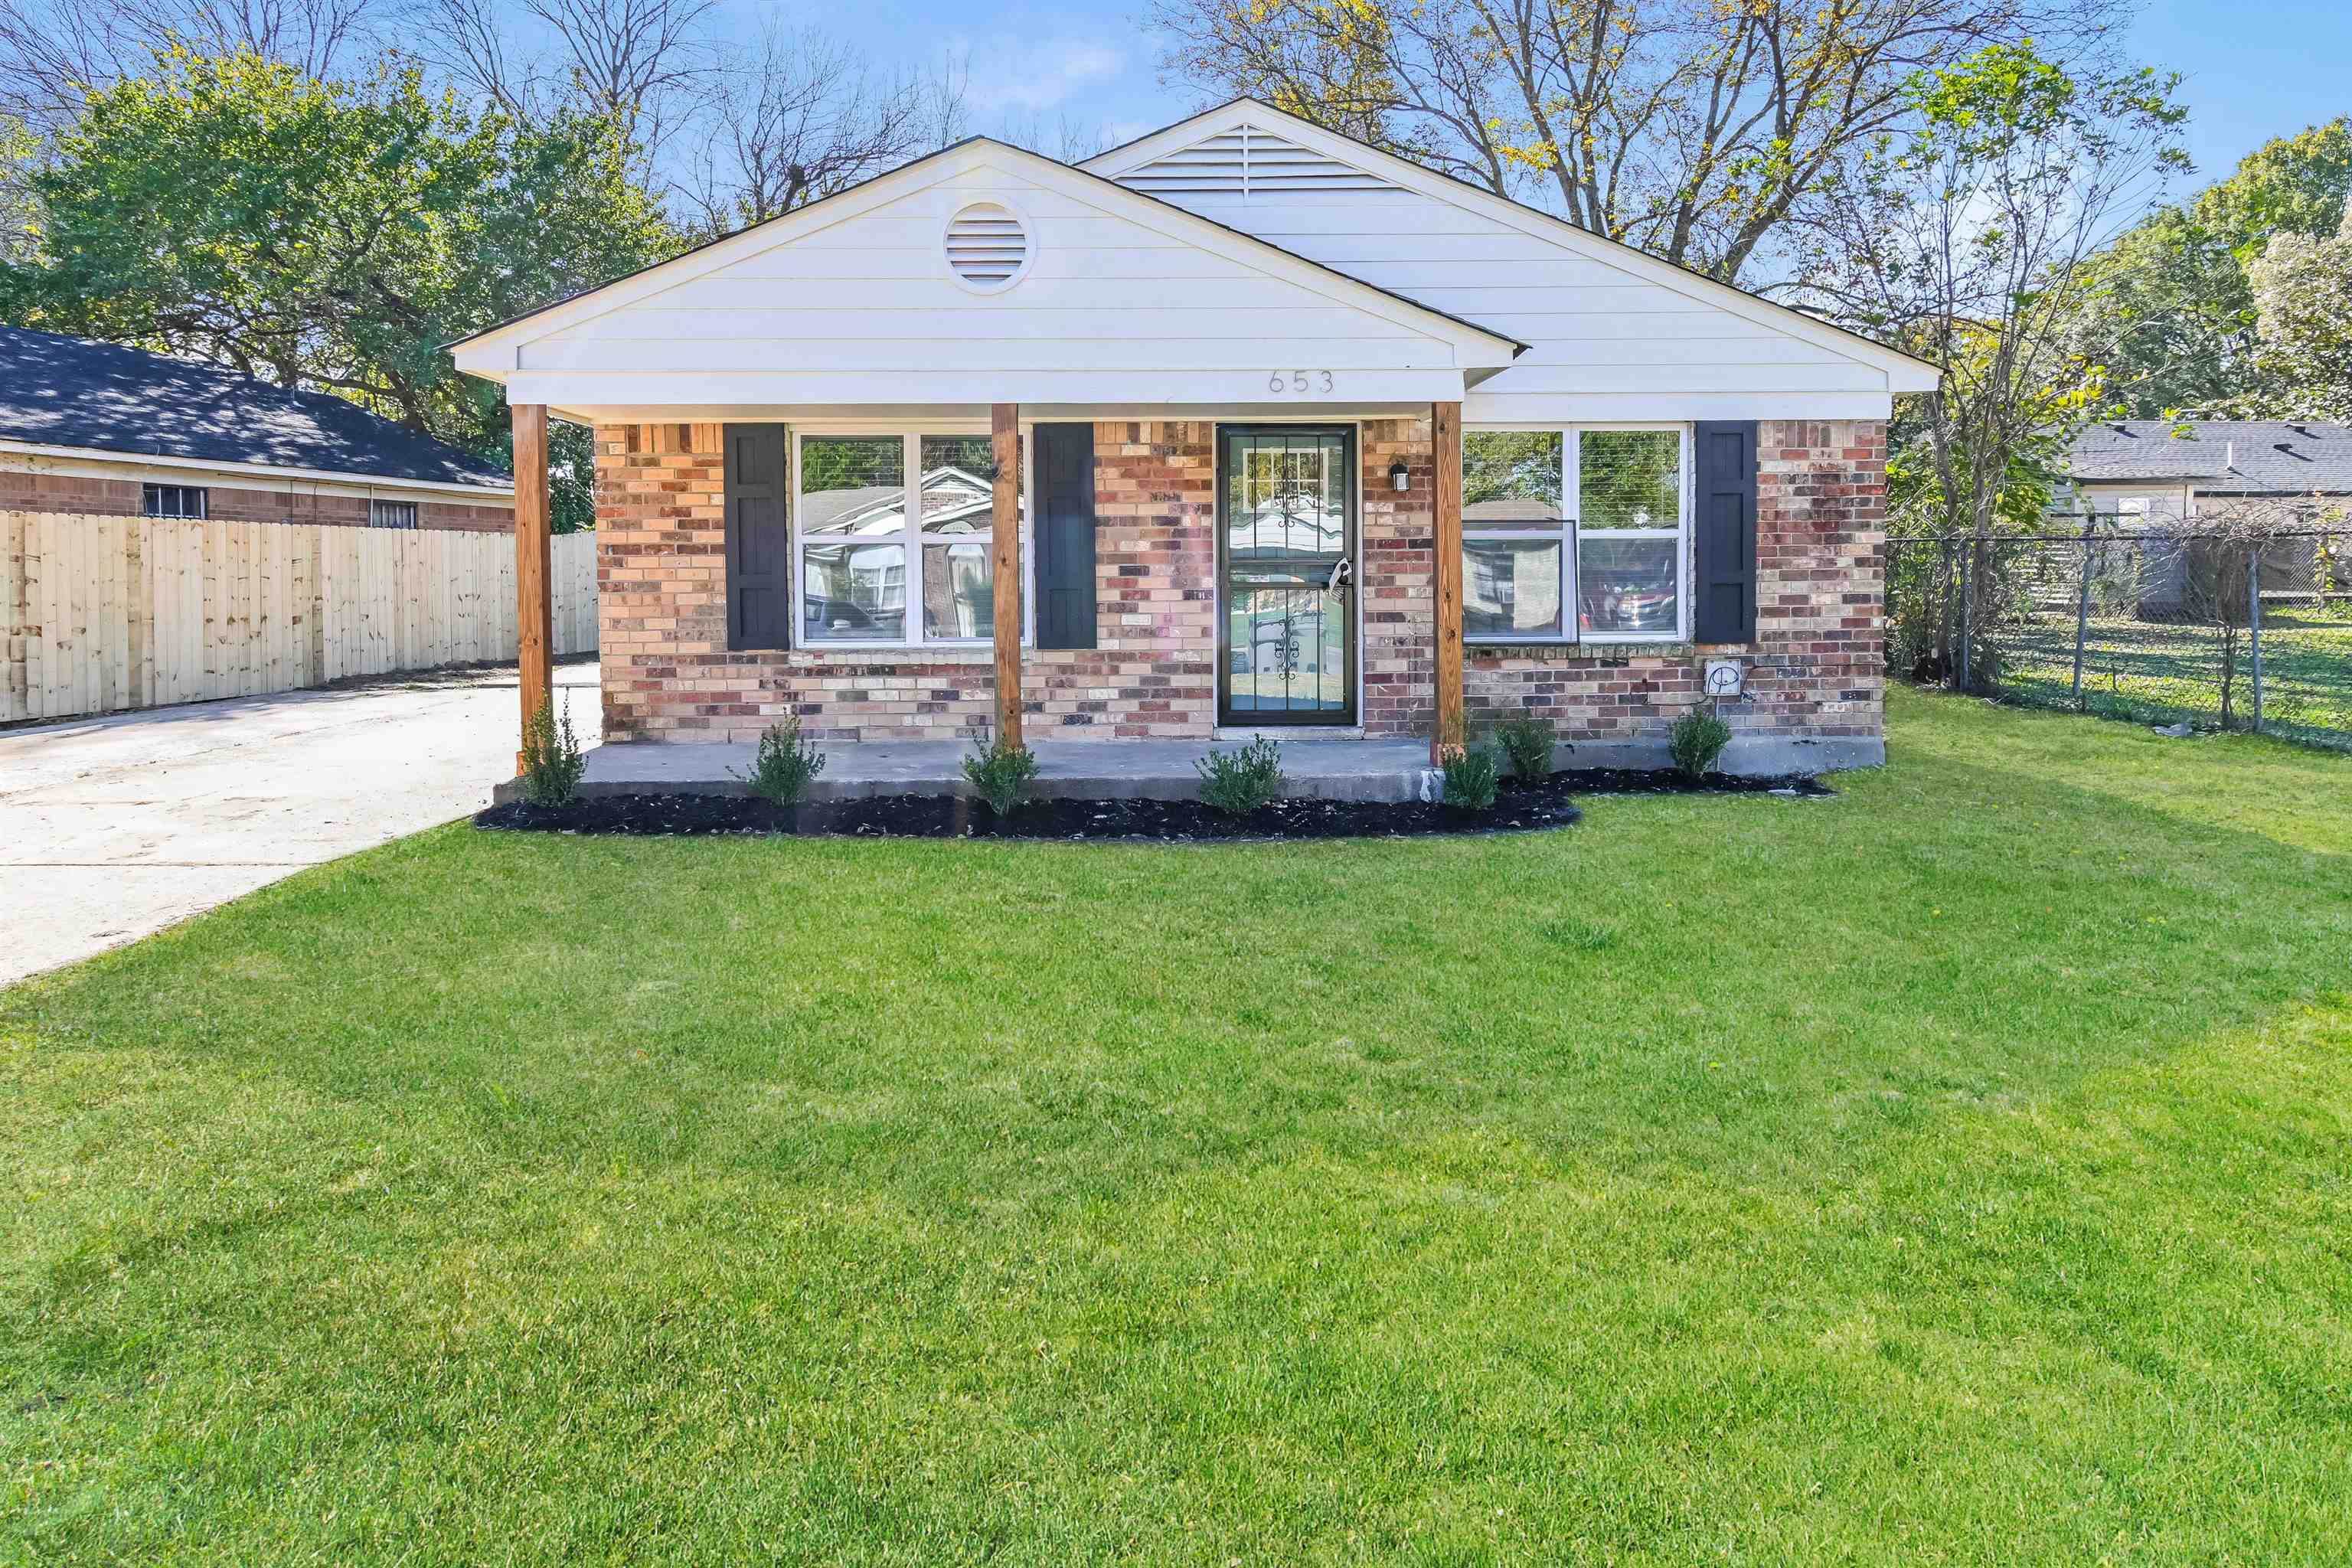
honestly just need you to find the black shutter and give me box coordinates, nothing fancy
[724,423,790,650]
[1691,420,1759,644]
[1032,423,1097,650]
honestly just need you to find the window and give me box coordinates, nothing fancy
[1461,426,1687,642]
[794,431,1027,647]
[370,498,419,529]
[142,483,207,519]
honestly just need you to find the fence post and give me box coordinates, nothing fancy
[2247,545,2264,733]
[1956,539,1972,692]
[2070,524,2096,706]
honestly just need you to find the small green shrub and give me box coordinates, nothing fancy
[519,699,586,808]
[1194,737,1288,815]
[1441,743,1501,809]
[1668,707,1733,779]
[732,717,827,806]
[1490,716,1558,780]
[962,739,1041,815]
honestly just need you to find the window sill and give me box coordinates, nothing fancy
[784,645,1016,665]
[1468,638,1694,656]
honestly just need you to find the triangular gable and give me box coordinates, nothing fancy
[452,137,1517,372]
[452,140,1523,414]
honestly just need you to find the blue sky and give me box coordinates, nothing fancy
[726,0,2350,198]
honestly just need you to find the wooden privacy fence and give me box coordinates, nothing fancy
[3,511,597,724]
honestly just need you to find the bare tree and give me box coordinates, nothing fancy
[0,0,376,123]
[405,0,713,157]
[992,109,1108,164]
[1154,0,2126,283]
[676,24,966,234]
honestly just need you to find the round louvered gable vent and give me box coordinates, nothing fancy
[944,202,1029,290]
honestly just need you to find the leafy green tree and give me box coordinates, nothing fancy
[2243,204,2352,423]
[1802,43,2187,542]
[0,48,678,528]
[2067,119,2352,416]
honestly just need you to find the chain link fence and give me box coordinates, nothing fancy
[1886,518,2352,750]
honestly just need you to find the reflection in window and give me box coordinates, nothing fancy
[921,541,992,639]
[1578,430,1681,529]
[1228,434,1345,557]
[1578,537,1678,636]
[919,436,996,534]
[793,433,1024,646]
[802,541,906,642]
[1465,539,1563,639]
[799,436,904,535]
[1464,430,1563,528]
[1460,426,1686,642]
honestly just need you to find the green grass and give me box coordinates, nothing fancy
[2000,603,2352,747]
[5,688,2350,1565]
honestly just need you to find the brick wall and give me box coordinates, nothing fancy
[594,416,1885,754]
[0,466,511,531]
[596,420,1220,743]
[1453,418,1886,750]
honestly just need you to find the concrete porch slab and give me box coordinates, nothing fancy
[511,737,1451,805]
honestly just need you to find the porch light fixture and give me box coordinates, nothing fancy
[1389,459,1410,492]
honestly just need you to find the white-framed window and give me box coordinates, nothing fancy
[791,429,1031,648]
[142,482,207,519]
[1462,425,1690,643]
[369,498,419,529]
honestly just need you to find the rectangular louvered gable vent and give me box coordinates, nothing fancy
[1117,124,1397,196]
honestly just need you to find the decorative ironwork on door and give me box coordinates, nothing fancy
[1217,427,1356,725]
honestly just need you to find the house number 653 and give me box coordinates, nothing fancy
[1269,370,1335,394]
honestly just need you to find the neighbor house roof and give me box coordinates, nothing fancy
[2068,420,2352,497]
[0,325,512,489]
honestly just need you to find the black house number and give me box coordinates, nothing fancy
[1267,371,1336,394]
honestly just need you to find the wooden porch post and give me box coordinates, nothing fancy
[512,402,553,773]
[1431,400,1465,763]
[991,402,1024,750]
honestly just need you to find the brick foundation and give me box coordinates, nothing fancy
[593,416,1886,754]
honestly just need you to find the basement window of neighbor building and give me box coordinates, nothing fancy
[370,498,419,529]
[1462,426,1687,643]
[793,430,1030,647]
[142,483,207,519]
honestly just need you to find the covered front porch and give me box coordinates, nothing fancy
[498,399,1478,790]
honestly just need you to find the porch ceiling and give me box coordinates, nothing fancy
[538,397,1468,428]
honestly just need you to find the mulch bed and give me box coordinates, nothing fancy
[475,769,1831,842]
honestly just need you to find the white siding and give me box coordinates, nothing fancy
[1125,183,1890,420]
[522,162,1483,403]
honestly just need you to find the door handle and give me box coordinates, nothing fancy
[1325,557,1352,594]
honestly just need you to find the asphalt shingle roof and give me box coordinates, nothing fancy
[2067,420,2352,496]
[0,325,511,489]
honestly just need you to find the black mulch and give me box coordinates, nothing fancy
[475,769,1831,843]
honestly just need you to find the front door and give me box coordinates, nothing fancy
[1217,426,1357,726]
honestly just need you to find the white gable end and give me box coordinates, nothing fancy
[466,147,1520,416]
[1088,106,1935,420]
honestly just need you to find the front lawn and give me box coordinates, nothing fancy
[5,688,2349,1564]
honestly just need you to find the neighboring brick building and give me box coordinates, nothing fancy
[0,325,514,531]
[460,98,1926,775]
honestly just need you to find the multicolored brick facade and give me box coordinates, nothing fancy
[1462,420,1887,750]
[593,416,1886,756]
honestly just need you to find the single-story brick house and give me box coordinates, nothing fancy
[455,100,1933,771]
[0,325,514,531]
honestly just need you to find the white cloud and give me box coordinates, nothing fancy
[959,37,1123,112]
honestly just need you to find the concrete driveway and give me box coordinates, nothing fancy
[1,660,599,988]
